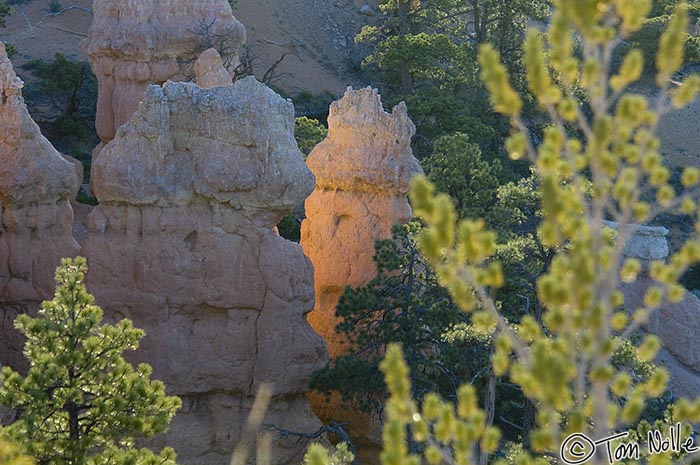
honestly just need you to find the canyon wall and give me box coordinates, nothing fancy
[0,43,80,371]
[84,75,327,465]
[300,87,422,460]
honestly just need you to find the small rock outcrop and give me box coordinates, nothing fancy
[84,0,246,159]
[300,87,422,458]
[85,76,326,465]
[194,48,233,89]
[0,43,80,370]
[603,221,670,261]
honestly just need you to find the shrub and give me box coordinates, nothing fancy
[295,116,327,158]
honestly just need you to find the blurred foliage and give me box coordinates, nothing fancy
[3,43,15,59]
[0,436,33,465]
[304,443,354,465]
[396,0,700,463]
[0,2,11,28]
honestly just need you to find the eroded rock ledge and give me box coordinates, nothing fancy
[85,76,327,465]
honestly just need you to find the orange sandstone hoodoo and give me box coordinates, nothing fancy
[300,87,423,462]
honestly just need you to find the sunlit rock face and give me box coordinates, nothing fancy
[300,87,422,461]
[194,48,233,89]
[0,42,80,372]
[84,0,246,166]
[614,222,700,399]
[85,76,327,465]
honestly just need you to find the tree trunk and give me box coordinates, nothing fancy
[478,337,497,465]
[523,398,536,435]
[66,66,85,117]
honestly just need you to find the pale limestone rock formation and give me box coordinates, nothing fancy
[0,43,80,370]
[85,77,326,465]
[615,222,700,399]
[195,48,233,89]
[300,87,422,461]
[84,0,246,160]
[603,220,670,260]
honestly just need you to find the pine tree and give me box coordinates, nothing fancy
[0,2,12,29]
[310,222,492,415]
[356,0,549,156]
[0,257,181,465]
[423,133,502,220]
[294,116,327,158]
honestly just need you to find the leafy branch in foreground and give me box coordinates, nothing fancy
[407,1,700,464]
[307,2,700,465]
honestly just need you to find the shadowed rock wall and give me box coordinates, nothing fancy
[0,42,80,372]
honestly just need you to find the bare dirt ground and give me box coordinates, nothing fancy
[0,0,92,63]
[657,94,700,168]
[0,0,380,97]
[231,0,380,96]
[626,75,700,169]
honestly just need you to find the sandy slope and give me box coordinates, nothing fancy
[4,1,695,167]
[658,96,700,168]
[0,0,379,97]
[628,76,700,168]
[0,0,92,63]
[231,0,377,95]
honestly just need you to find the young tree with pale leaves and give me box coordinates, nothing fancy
[0,257,181,465]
